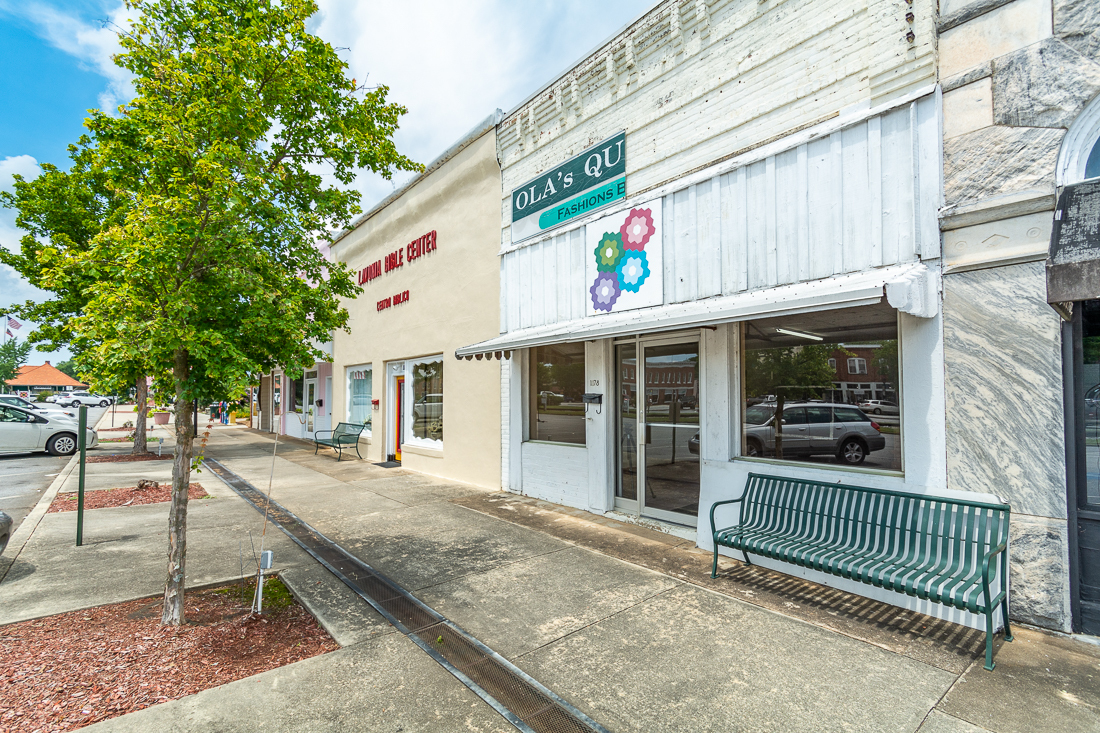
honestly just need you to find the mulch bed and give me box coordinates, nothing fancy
[86,454,173,464]
[49,484,207,513]
[0,577,338,732]
[96,428,136,433]
[97,438,131,444]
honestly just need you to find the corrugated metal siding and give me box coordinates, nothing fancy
[499,96,939,334]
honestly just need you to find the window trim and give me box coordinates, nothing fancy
[345,363,373,436]
[528,342,587,446]
[1057,96,1100,185]
[405,354,444,450]
[736,309,903,477]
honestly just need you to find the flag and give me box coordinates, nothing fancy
[4,329,12,338]
[6,316,20,330]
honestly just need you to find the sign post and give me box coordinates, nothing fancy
[76,405,87,547]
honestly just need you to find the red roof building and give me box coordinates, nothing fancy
[5,362,88,394]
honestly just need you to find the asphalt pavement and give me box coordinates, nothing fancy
[0,405,108,533]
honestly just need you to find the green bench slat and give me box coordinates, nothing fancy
[711,472,1012,670]
[313,422,366,461]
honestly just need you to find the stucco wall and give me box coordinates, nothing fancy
[330,129,502,490]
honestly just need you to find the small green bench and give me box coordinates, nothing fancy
[313,422,366,461]
[710,472,1013,670]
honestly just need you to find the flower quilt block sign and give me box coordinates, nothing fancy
[585,198,663,316]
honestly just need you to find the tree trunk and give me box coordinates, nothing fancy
[132,378,149,454]
[773,392,785,460]
[162,349,193,626]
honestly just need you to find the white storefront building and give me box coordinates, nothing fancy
[458,0,1003,626]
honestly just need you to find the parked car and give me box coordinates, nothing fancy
[0,394,78,420]
[0,404,98,456]
[742,402,885,465]
[44,392,68,403]
[688,432,700,454]
[412,393,443,420]
[0,510,11,556]
[857,399,899,416]
[57,391,113,408]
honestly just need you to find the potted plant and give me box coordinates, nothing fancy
[152,409,171,425]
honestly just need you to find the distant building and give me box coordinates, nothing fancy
[5,362,88,396]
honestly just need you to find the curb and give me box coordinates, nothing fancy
[0,452,80,584]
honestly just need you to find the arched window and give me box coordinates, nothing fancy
[1057,94,1100,185]
[1086,136,1100,181]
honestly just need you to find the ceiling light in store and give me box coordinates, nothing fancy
[775,328,823,341]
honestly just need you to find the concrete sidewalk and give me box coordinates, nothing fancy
[2,427,1098,732]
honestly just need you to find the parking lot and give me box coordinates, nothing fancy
[0,405,108,535]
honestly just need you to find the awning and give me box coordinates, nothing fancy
[1047,179,1100,305]
[456,262,938,359]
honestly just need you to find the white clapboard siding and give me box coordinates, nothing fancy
[499,96,938,335]
[521,441,590,509]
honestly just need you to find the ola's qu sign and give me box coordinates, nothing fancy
[510,131,625,245]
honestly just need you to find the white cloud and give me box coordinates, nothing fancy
[1,0,134,112]
[0,154,41,254]
[312,0,654,209]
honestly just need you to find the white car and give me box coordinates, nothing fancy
[0,404,99,456]
[857,399,899,416]
[0,395,79,420]
[57,391,114,408]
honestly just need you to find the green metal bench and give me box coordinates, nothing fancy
[710,472,1013,670]
[313,422,366,461]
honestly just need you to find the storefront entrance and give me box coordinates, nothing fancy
[1070,300,1100,635]
[387,361,406,463]
[305,378,316,433]
[615,336,701,525]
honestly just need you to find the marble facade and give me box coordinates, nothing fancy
[943,262,1071,630]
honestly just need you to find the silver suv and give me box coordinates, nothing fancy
[743,402,886,465]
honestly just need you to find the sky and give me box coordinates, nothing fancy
[0,0,656,363]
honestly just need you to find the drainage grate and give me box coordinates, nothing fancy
[204,458,608,733]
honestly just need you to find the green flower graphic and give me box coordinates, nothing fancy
[594,232,625,272]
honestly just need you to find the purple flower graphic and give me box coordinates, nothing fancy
[616,251,650,293]
[590,273,621,312]
[620,207,655,250]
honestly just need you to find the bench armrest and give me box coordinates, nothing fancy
[314,430,335,440]
[981,542,1008,586]
[334,434,362,444]
[710,494,748,537]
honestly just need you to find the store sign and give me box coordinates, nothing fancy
[510,131,626,245]
[359,230,437,285]
[377,290,410,312]
[585,198,663,316]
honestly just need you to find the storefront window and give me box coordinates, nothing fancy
[410,357,443,443]
[530,343,586,444]
[289,376,303,412]
[348,365,372,432]
[741,302,902,472]
[273,376,282,415]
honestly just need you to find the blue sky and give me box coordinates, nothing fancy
[0,0,656,363]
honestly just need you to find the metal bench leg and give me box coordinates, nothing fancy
[336,444,342,462]
[984,608,996,671]
[712,544,719,578]
[1001,553,1014,643]
[355,441,363,460]
[314,442,319,455]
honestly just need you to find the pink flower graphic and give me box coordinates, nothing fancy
[620,207,655,250]
[590,273,621,312]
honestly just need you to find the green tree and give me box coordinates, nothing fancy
[61,0,417,625]
[0,339,33,388]
[0,140,154,453]
[56,359,80,380]
[745,343,842,459]
[873,339,899,392]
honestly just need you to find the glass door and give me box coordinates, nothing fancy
[305,380,316,433]
[616,337,701,524]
